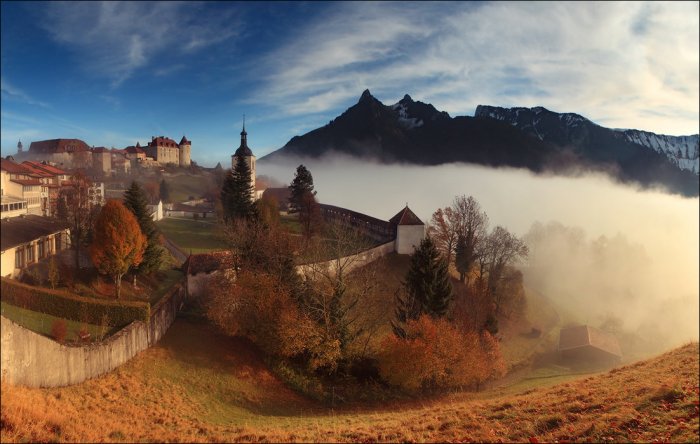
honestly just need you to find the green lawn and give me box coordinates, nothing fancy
[0,301,118,342]
[158,217,225,254]
[165,173,213,203]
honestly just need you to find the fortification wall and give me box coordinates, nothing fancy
[296,239,395,278]
[0,283,185,388]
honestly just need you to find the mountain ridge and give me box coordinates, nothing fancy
[262,91,699,196]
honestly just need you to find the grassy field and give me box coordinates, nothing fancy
[165,173,214,203]
[2,313,697,443]
[158,217,225,254]
[0,301,116,342]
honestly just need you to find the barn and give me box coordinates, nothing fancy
[558,324,622,363]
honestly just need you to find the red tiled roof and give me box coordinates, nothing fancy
[20,162,53,178]
[184,251,235,275]
[11,178,43,186]
[29,139,90,154]
[22,161,67,176]
[148,136,179,148]
[125,146,145,154]
[91,147,109,153]
[0,158,32,174]
[389,206,424,226]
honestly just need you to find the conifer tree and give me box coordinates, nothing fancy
[403,236,453,318]
[159,179,171,203]
[288,164,316,214]
[221,155,256,222]
[123,181,165,275]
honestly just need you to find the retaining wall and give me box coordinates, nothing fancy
[0,283,186,388]
[296,239,396,278]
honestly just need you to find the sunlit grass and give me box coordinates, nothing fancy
[2,314,697,443]
[158,217,224,253]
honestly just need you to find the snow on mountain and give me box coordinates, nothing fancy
[617,129,699,174]
[390,102,424,129]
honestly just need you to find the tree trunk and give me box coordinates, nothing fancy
[115,274,122,300]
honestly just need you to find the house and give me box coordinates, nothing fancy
[0,215,70,279]
[559,324,622,363]
[164,202,215,219]
[182,251,235,299]
[0,159,46,216]
[27,138,92,169]
[148,199,163,222]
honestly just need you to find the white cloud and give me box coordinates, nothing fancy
[41,1,241,88]
[253,2,699,135]
[0,78,50,108]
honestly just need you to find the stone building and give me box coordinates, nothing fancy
[389,206,426,254]
[145,136,192,167]
[0,215,70,279]
[27,139,92,170]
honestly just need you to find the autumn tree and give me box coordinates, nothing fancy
[428,195,488,284]
[393,236,453,337]
[57,172,95,270]
[220,156,256,222]
[90,200,146,299]
[427,207,459,264]
[123,181,165,277]
[288,164,316,214]
[378,315,505,392]
[299,190,323,239]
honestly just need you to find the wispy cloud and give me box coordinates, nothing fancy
[0,78,50,108]
[41,2,241,88]
[252,2,699,135]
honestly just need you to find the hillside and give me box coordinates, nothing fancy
[262,91,699,197]
[2,316,698,443]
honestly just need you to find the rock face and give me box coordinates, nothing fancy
[262,91,699,196]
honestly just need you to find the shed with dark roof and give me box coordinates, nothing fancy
[559,325,622,363]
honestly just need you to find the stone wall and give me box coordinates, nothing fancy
[0,283,185,388]
[296,239,396,278]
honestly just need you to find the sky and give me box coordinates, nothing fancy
[1,1,698,167]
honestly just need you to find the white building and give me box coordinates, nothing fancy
[389,206,426,255]
[0,215,70,279]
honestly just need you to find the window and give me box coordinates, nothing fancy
[38,241,44,259]
[15,249,22,268]
[27,244,35,263]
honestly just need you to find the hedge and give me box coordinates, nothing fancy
[0,278,149,327]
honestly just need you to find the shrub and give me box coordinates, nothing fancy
[377,315,506,392]
[51,319,68,343]
[1,278,149,327]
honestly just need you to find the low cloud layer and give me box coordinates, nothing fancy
[260,156,699,352]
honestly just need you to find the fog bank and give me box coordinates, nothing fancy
[260,156,699,349]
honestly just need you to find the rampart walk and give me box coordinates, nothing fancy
[0,283,186,388]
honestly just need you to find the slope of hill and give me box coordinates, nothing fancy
[2,316,697,443]
[262,91,699,196]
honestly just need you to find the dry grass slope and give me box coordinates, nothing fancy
[1,318,698,443]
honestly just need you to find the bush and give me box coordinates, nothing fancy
[377,315,506,392]
[1,278,149,327]
[51,319,68,343]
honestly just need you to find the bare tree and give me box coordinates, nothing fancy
[452,195,489,285]
[482,226,528,315]
[427,207,459,264]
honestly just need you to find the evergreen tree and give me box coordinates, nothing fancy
[123,181,165,275]
[159,179,171,203]
[220,155,256,222]
[288,164,316,214]
[404,236,453,318]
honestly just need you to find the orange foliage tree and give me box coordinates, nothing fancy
[206,270,341,372]
[378,315,505,392]
[89,199,146,299]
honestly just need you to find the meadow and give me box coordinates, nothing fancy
[2,314,697,443]
[157,217,225,254]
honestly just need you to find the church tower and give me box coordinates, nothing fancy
[231,118,256,198]
[17,140,23,154]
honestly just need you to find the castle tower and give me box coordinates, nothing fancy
[178,136,191,167]
[231,118,256,198]
[17,140,23,154]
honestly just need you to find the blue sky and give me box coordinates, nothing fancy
[1,1,698,167]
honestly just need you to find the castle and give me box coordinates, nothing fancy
[16,134,192,175]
